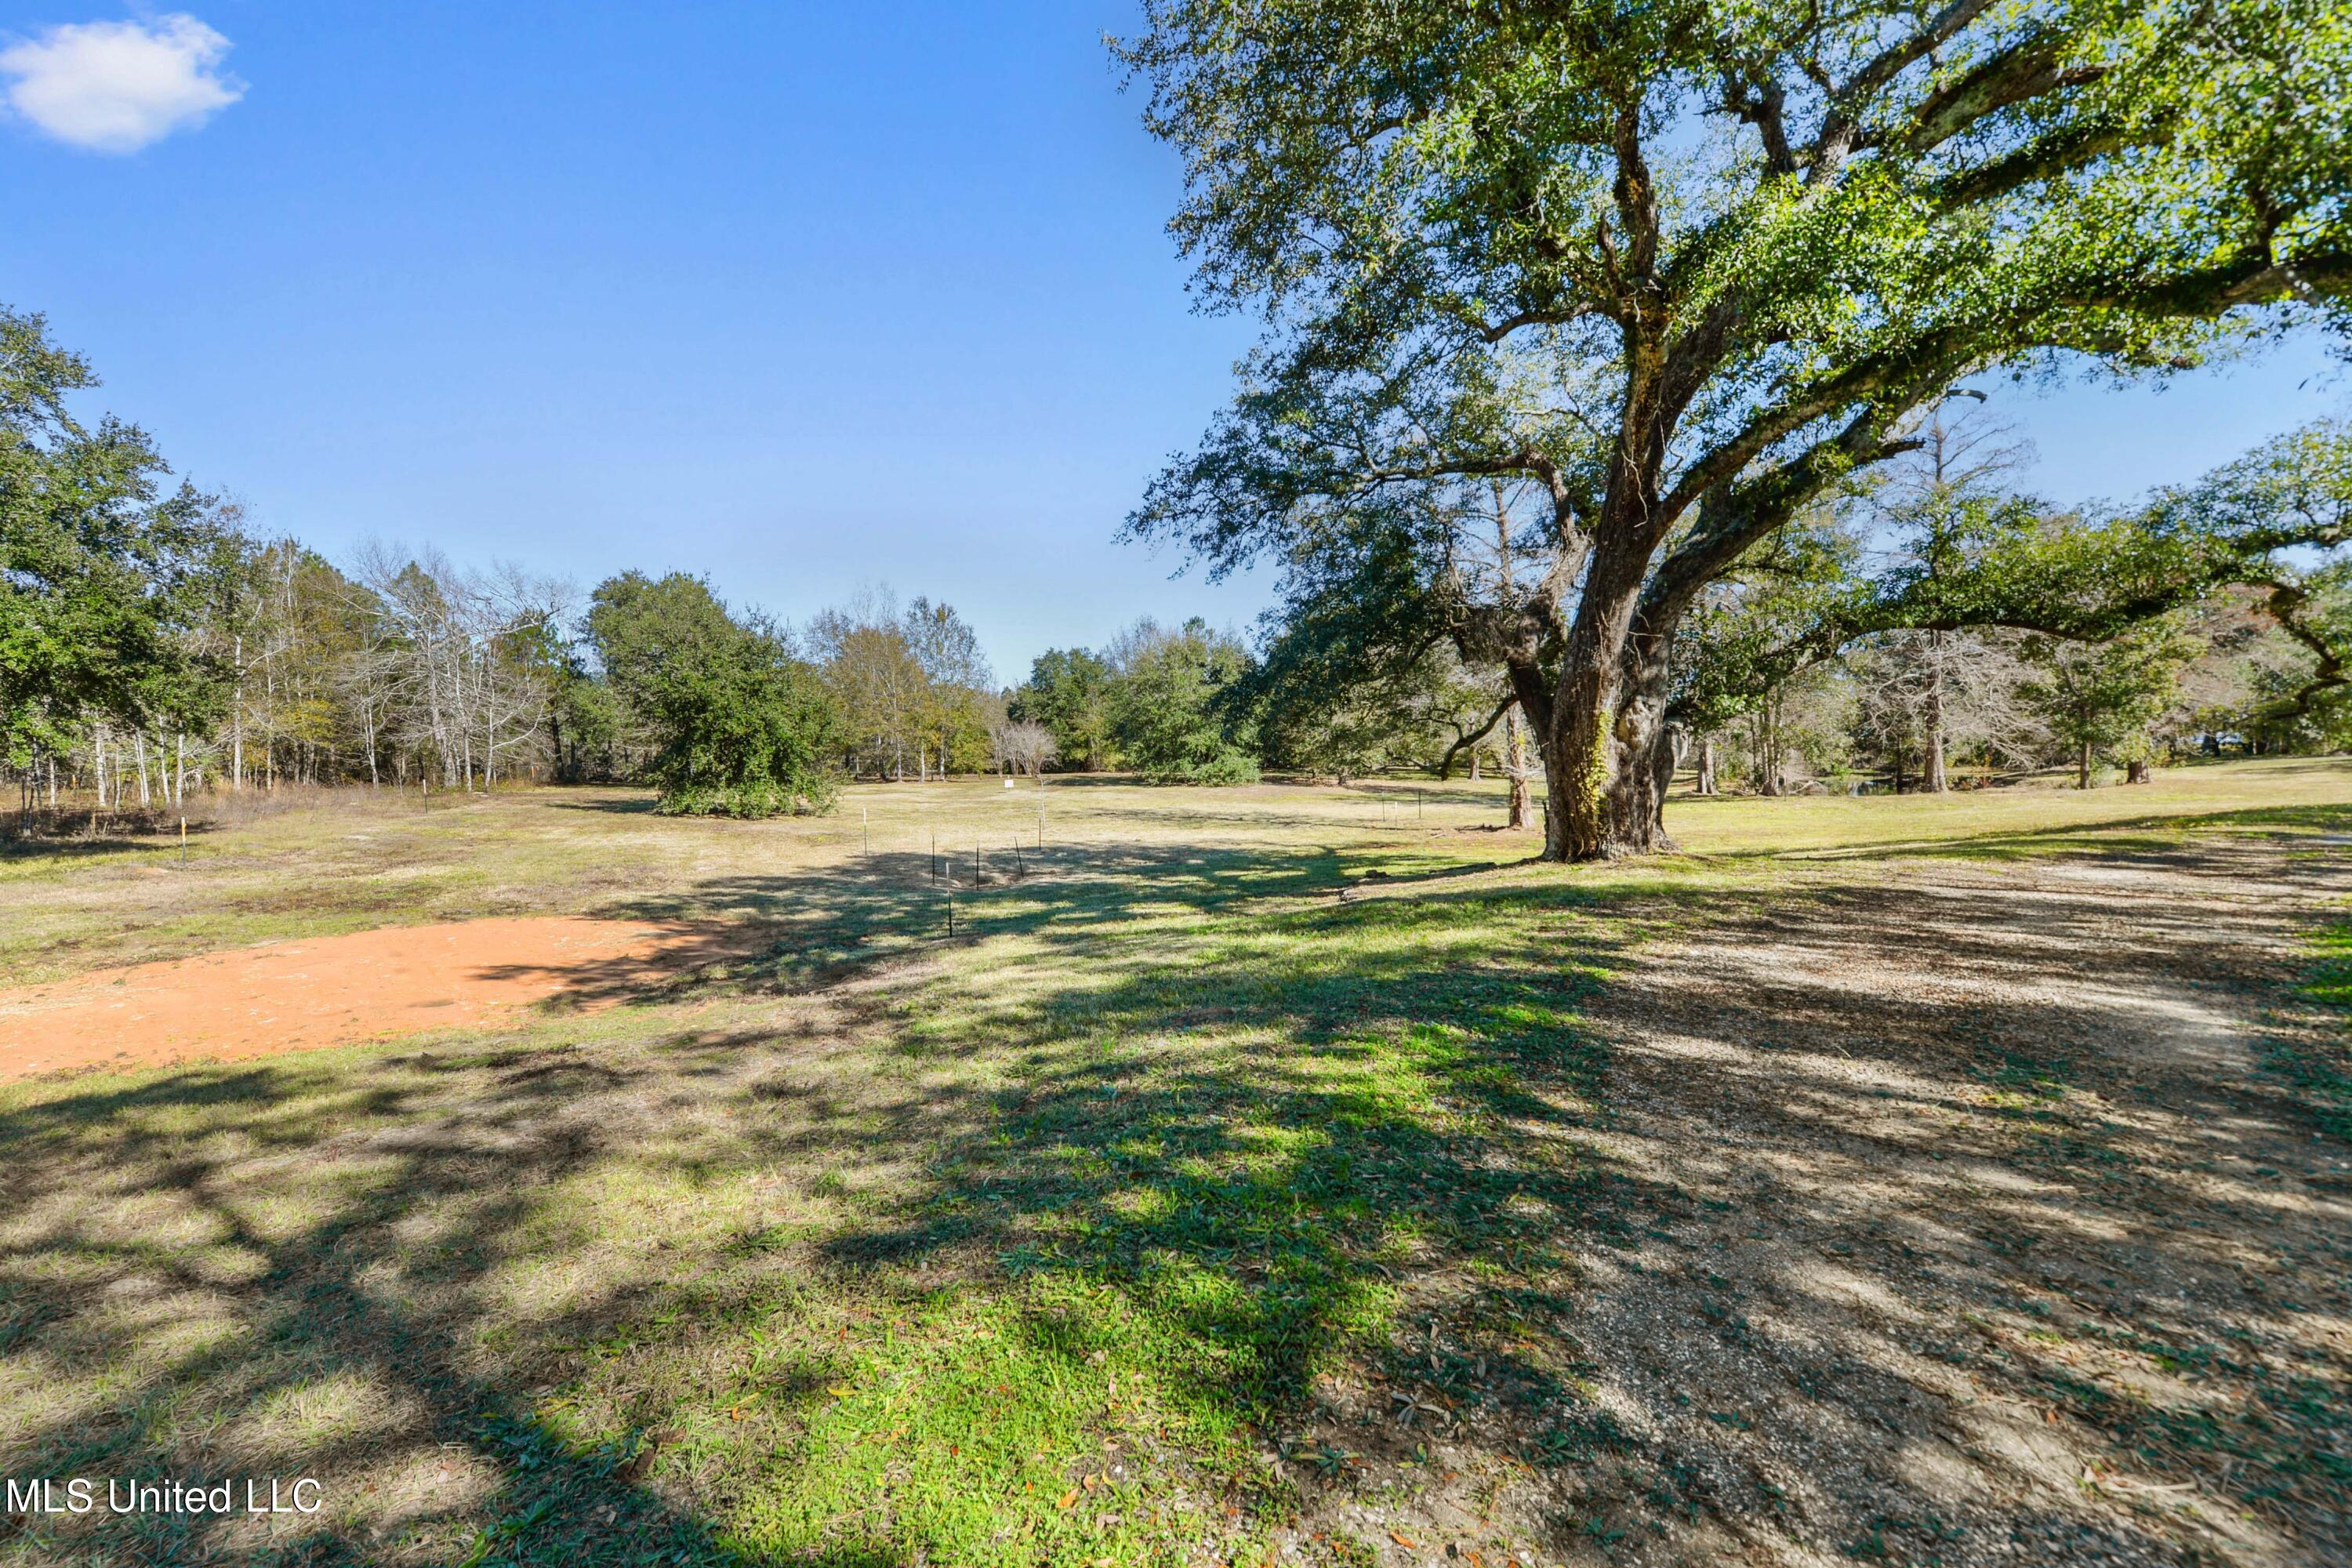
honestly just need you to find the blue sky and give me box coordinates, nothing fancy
[2,5,2343,681]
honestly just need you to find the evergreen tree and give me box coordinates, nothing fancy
[1109,619,1261,784]
[586,572,840,817]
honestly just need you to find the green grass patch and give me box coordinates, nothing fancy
[2278,902,2352,1142]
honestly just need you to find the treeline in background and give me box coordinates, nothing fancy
[1,305,1285,823]
[6,303,2347,833]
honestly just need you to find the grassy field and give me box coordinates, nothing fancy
[9,760,2350,989]
[2,760,2349,1566]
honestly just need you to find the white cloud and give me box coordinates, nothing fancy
[0,14,243,154]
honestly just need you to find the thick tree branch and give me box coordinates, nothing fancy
[2073,251,2352,317]
[2253,576,2349,720]
[1611,100,1660,289]
[1647,417,1922,634]
[1929,115,2145,209]
[1465,302,1612,342]
[1885,34,2106,156]
[1809,0,1995,180]
[1436,691,1517,779]
[1661,239,2347,532]
[1719,68,1795,176]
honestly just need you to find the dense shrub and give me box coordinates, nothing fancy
[1110,619,1260,783]
[586,572,840,817]
[1144,749,1260,786]
[653,779,835,818]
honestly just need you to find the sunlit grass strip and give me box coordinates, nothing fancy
[2283,904,2352,1141]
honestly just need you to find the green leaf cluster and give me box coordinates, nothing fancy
[1,306,230,768]
[1110,619,1262,785]
[585,572,840,817]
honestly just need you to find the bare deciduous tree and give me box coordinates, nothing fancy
[990,719,1058,785]
[355,544,568,789]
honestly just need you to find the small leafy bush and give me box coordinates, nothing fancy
[656,778,837,818]
[1142,748,1261,786]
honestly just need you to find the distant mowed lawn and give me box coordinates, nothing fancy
[2,759,2348,1566]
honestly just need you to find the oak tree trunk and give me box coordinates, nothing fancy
[1545,554,1666,860]
[1605,631,1678,851]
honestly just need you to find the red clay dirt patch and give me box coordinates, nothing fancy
[0,916,730,1080]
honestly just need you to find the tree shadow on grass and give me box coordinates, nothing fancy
[818,879,1650,1425]
[1678,798,2352,866]
[0,835,190,866]
[539,790,662,815]
[690,831,2347,1564]
[1517,841,2352,1564]
[0,827,1635,1566]
[0,1055,760,1565]
[551,838,1388,1002]
[3,816,2339,1565]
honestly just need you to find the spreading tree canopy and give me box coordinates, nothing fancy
[1120,0,2350,857]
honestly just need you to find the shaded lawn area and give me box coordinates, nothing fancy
[2,763,2349,1566]
[1,831,1700,1566]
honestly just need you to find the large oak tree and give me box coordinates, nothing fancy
[1120,0,2350,857]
